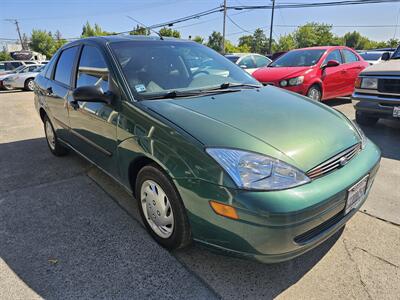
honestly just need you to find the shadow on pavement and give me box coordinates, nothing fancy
[0,138,215,299]
[175,228,342,299]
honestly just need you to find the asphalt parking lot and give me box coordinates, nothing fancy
[1,90,399,299]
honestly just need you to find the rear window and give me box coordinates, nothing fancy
[54,46,79,86]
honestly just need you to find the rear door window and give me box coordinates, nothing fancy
[54,46,79,86]
[342,49,359,63]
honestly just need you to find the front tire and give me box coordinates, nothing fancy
[44,115,69,156]
[135,164,191,250]
[307,84,322,101]
[355,111,378,126]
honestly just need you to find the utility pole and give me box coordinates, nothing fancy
[268,0,275,54]
[6,19,25,50]
[222,0,227,54]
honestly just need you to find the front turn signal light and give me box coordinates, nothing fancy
[209,201,239,220]
[355,77,362,88]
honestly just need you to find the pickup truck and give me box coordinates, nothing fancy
[352,47,400,126]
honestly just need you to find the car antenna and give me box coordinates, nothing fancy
[127,16,164,40]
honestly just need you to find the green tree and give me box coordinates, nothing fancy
[343,31,367,49]
[293,23,335,48]
[0,47,12,61]
[238,35,253,50]
[29,29,57,58]
[275,34,296,51]
[386,38,399,48]
[207,31,223,52]
[81,22,111,37]
[159,27,181,38]
[130,25,150,35]
[192,35,204,44]
[252,28,270,54]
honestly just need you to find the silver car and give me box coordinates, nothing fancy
[3,64,44,91]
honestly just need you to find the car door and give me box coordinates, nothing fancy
[67,44,119,176]
[320,49,346,99]
[237,55,257,74]
[46,45,80,141]
[341,49,364,95]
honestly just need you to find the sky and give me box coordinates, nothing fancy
[1,0,400,45]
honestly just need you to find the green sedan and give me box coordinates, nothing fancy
[34,36,381,263]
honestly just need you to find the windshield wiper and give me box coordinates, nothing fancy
[141,88,241,100]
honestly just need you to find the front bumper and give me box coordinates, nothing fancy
[175,139,381,263]
[352,91,400,120]
[262,81,309,95]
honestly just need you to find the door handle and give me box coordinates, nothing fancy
[46,87,53,96]
[70,100,79,110]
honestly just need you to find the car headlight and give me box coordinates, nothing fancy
[351,120,367,149]
[206,148,310,190]
[280,80,288,87]
[288,76,304,86]
[358,77,378,89]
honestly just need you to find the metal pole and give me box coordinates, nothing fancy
[222,0,227,54]
[14,20,25,50]
[268,0,275,54]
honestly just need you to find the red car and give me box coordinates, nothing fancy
[252,46,369,101]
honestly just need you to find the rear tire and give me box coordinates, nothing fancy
[307,84,322,101]
[135,164,191,250]
[43,115,69,156]
[24,78,35,91]
[355,111,378,126]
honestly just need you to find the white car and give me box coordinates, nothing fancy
[225,53,272,74]
[359,51,393,65]
[3,64,44,91]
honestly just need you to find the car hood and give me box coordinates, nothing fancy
[143,86,360,172]
[252,66,313,83]
[361,59,400,76]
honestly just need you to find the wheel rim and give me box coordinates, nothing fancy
[45,120,56,150]
[27,80,34,91]
[140,180,174,239]
[308,88,321,101]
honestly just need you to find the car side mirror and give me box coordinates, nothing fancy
[72,85,113,104]
[239,64,247,69]
[381,52,391,61]
[323,60,340,68]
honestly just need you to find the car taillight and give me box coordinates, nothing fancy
[355,77,362,88]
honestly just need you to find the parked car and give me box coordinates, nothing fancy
[352,47,400,126]
[358,51,393,65]
[34,36,380,263]
[252,46,369,101]
[225,53,272,74]
[0,64,43,90]
[266,51,287,61]
[3,64,45,91]
[0,60,39,75]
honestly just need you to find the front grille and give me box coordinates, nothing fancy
[306,143,361,180]
[378,78,400,94]
[294,210,344,244]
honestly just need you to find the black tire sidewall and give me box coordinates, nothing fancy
[135,164,191,250]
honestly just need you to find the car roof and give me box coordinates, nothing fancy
[65,35,188,47]
[226,53,264,57]
[292,46,346,51]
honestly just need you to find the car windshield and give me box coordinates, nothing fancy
[110,40,260,100]
[391,45,400,59]
[33,65,45,72]
[270,49,326,67]
[13,65,25,73]
[359,52,383,60]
